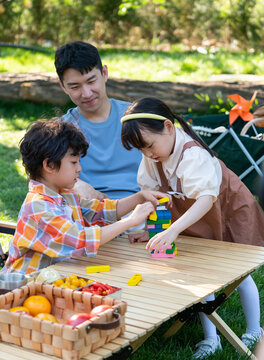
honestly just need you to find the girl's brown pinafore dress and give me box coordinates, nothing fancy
[156,141,264,246]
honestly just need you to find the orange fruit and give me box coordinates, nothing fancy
[35,313,58,323]
[68,274,78,282]
[64,281,71,288]
[53,278,64,287]
[70,278,80,288]
[78,278,86,287]
[9,306,30,313]
[23,295,51,316]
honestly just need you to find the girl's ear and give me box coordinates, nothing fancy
[42,158,56,174]
[164,119,175,134]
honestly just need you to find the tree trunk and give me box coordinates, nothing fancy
[0,72,264,113]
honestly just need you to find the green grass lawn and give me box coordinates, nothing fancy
[0,99,263,359]
[0,100,61,251]
[1,46,264,82]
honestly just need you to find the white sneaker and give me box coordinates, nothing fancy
[241,328,264,348]
[192,335,222,359]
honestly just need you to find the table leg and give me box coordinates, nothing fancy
[207,312,256,360]
[163,274,255,354]
[130,328,157,353]
[221,274,249,298]
[162,317,186,339]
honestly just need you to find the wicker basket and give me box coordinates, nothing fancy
[0,281,127,360]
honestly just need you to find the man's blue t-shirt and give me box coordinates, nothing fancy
[62,99,142,199]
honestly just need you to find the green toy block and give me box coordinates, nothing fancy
[148,232,157,239]
[166,242,176,254]
[147,219,171,225]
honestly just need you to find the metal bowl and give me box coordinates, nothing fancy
[0,273,27,290]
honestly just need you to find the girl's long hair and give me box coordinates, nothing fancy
[121,97,215,157]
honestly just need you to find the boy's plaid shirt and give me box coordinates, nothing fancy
[4,180,117,274]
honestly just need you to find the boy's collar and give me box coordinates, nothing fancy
[28,180,73,205]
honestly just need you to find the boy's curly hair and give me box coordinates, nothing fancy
[20,119,88,180]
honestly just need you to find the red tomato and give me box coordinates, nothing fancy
[90,305,111,317]
[66,312,92,327]
[81,282,118,296]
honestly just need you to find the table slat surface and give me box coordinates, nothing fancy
[1,235,264,359]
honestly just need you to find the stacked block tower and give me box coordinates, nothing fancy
[147,197,177,258]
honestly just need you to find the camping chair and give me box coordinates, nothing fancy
[186,111,264,195]
[0,221,16,269]
[0,221,16,236]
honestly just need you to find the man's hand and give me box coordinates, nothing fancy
[74,179,109,200]
[128,231,149,243]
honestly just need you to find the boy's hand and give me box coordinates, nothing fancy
[146,227,177,253]
[128,202,155,227]
[140,190,172,208]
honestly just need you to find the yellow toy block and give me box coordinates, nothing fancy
[158,197,170,204]
[149,211,157,221]
[128,274,142,286]
[86,265,110,273]
[162,223,170,229]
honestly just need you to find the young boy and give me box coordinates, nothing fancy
[3,119,168,275]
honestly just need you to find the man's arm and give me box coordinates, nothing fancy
[74,178,109,200]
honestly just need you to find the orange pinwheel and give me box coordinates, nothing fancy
[228,91,257,125]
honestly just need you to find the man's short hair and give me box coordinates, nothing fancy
[20,119,89,180]
[55,41,103,83]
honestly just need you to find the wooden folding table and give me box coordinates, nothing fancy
[0,235,264,360]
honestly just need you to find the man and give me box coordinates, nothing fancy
[55,41,147,240]
[55,41,142,201]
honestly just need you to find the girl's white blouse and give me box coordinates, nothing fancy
[137,127,222,202]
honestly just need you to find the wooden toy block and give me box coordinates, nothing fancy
[158,197,170,204]
[165,242,176,254]
[149,211,157,221]
[148,227,166,233]
[149,232,157,239]
[86,265,110,273]
[147,224,163,230]
[128,274,142,286]
[147,219,171,225]
[156,210,171,219]
[151,252,175,258]
[156,205,167,211]
[151,243,177,258]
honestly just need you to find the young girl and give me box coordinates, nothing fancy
[121,97,264,359]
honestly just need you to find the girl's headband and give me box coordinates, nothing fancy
[121,113,167,123]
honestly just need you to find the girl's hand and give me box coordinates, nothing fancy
[146,228,178,253]
[128,202,155,227]
[140,190,172,208]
